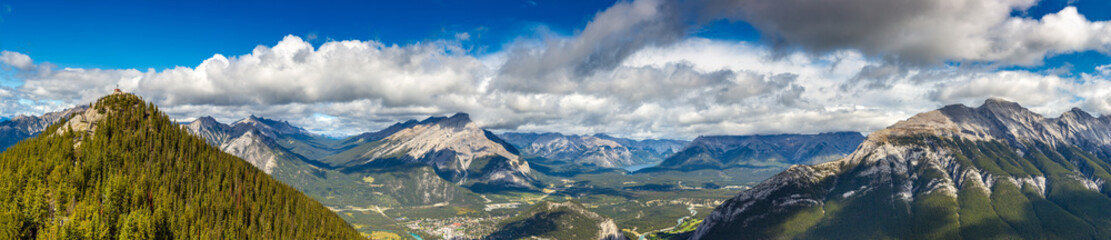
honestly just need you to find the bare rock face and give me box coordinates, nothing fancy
[53,106,107,148]
[692,98,1111,239]
[219,130,279,174]
[185,116,230,146]
[336,113,535,188]
[184,116,296,174]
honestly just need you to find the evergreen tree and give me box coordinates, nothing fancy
[0,93,362,239]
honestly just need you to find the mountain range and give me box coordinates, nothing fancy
[499,132,687,168]
[0,106,87,151]
[692,98,1111,239]
[15,94,1110,239]
[650,132,865,171]
[185,113,535,190]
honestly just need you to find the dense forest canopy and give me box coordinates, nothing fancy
[0,93,361,239]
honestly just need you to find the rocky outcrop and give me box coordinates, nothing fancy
[220,130,280,174]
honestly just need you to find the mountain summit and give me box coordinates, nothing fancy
[692,99,1111,239]
[326,113,535,188]
[0,93,358,239]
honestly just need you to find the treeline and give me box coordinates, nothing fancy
[0,94,362,239]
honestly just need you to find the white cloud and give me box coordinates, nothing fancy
[8,36,1111,139]
[0,51,33,70]
[4,0,1111,140]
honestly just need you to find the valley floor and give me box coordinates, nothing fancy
[315,166,777,240]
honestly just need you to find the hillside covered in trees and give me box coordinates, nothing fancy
[0,93,361,239]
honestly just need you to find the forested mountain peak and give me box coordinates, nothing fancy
[0,93,360,239]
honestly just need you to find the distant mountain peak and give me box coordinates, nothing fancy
[193,116,221,125]
[330,113,534,188]
[436,112,473,130]
[1062,107,1094,119]
[450,112,470,119]
[232,114,310,138]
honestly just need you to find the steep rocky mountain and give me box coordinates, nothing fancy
[651,132,864,171]
[184,115,322,175]
[499,132,687,168]
[0,93,359,239]
[184,116,229,146]
[692,98,1111,239]
[184,115,484,214]
[486,201,627,240]
[325,113,534,188]
[0,106,87,151]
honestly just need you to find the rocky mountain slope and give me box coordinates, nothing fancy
[184,115,484,214]
[499,132,687,168]
[184,115,319,174]
[0,93,359,239]
[692,98,1111,239]
[325,113,534,188]
[0,106,87,151]
[485,201,627,240]
[652,132,864,171]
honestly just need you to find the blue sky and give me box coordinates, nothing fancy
[5,0,1098,72]
[0,0,1110,139]
[0,0,623,70]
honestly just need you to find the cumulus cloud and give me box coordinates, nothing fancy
[4,36,1111,139]
[16,36,485,108]
[0,51,34,70]
[3,0,1111,139]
